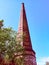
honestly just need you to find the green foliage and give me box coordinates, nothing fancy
[0,20,3,29]
[0,20,4,22]
[0,22,24,65]
[0,28,16,56]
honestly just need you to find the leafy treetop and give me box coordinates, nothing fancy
[0,20,24,65]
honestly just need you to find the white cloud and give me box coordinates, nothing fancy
[37,57,49,65]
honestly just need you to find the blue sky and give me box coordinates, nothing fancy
[0,0,49,65]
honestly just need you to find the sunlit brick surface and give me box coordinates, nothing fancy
[17,3,37,65]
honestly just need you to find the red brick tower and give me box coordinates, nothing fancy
[17,3,37,65]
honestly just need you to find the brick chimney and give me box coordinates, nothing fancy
[17,3,37,65]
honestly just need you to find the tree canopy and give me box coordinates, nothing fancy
[0,20,24,65]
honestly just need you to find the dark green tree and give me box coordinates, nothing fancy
[0,20,3,29]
